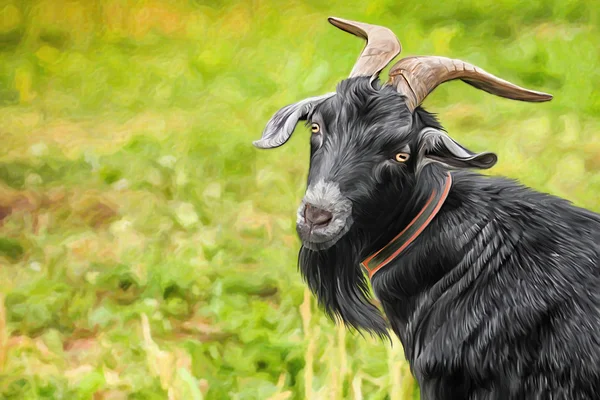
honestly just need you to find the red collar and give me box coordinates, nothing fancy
[361,173,453,279]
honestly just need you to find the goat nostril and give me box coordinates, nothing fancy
[304,204,333,226]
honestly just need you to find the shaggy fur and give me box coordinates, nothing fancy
[260,77,600,399]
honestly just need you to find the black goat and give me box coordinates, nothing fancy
[254,17,600,399]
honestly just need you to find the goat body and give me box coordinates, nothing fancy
[373,171,600,399]
[254,17,600,398]
[262,78,600,399]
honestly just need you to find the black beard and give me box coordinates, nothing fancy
[298,234,389,339]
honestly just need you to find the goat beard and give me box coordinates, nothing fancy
[298,234,390,339]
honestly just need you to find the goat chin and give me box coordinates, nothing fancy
[299,235,342,251]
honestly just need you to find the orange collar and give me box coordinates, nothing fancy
[361,173,453,279]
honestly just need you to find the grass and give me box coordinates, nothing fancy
[0,0,598,398]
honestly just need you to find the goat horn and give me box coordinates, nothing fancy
[328,16,401,79]
[388,56,553,112]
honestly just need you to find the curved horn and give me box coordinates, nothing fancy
[328,16,401,78]
[388,56,553,112]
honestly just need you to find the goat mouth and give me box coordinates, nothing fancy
[296,211,353,251]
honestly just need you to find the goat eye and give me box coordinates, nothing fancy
[395,152,410,163]
[311,123,320,134]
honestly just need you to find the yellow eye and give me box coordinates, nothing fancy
[311,123,320,134]
[395,153,410,163]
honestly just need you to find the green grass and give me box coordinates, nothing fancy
[0,0,598,399]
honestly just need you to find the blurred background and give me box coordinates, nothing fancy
[0,0,598,399]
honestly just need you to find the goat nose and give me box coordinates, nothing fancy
[304,204,333,226]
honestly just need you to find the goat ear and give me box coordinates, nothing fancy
[417,127,497,170]
[253,93,335,149]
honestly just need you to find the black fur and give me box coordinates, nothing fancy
[296,77,600,399]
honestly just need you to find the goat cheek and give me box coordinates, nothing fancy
[374,162,396,185]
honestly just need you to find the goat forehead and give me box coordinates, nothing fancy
[317,116,412,153]
[318,93,401,121]
[313,93,411,141]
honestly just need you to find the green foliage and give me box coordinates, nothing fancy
[0,0,598,399]
[0,237,24,260]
